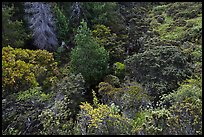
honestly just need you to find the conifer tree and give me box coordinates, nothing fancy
[70,20,109,86]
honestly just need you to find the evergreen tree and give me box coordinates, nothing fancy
[70,20,109,86]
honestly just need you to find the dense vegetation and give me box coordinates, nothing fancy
[2,2,202,135]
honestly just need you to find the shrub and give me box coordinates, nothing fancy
[53,73,86,116]
[76,90,133,135]
[159,77,202,108]
[125,46,192,104]
[2,46,59,97]
[98,82,151,118]
[2,4,30,48]
[82,2,118,27]
[70,20,109,86]
[39,95,74,135]
[103,74,120,88]
[139,99,202,135]
[138,77,202,135]
[2,87,51,135]
[113,62,125,79]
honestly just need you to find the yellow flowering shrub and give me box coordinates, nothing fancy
[2,46,59,97]
[77,90,133,135]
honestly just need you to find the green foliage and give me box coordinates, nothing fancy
[103,74,120,88]
[53,4,69,44]
[159,77,202,107]
[53,73,86,116]
[39,95,74,135]
[17,87,51,102]
[53,3,71,65]
[139,99,202,135]
[2,87,51,135]
[2,4,30,48]
[2,46,59,97]
[149,2,202,42]
[113,62,125,79]
[82,2,118,27]
[92,24,126,63]
[118,2,151,55]
[92,24,117,48]
[180,42,202,78]
[77,90,133,135]
[125,46,192,103]
[139,77,202,135]
[2,2,202,135]
[70,20,109,86]
[166,2,202,19]
[98,82,151,118]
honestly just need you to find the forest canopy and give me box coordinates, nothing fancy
[2,2,202,135]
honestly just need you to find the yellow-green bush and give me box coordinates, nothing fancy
[92,24,126,63]
[2,46,59,97]
[77,90,133,135]
[113,62,125,79]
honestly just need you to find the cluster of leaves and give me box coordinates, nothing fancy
[92,24,127,63]
[2,46,59,97]
[76,90,133,135]
[98,82,151,119]
[70,20,109,86]
[82,2,119,28]
[53,73,86,116]
[135,77,202,135]
[53,3,69,44]
[2,87,51,135]
[2,4,30,48]
[125,46,192,104]
[39,95,74,135]
[118,2,152,55]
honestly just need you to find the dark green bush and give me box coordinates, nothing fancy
[70,20,109,86]
[125,46,192,104]
[53,73,86,117]
[2,4,30,48]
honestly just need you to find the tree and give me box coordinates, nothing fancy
[53,4,69,44]
[2,4,30,48]
[70,20,109,86]
[24,2,58,51]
